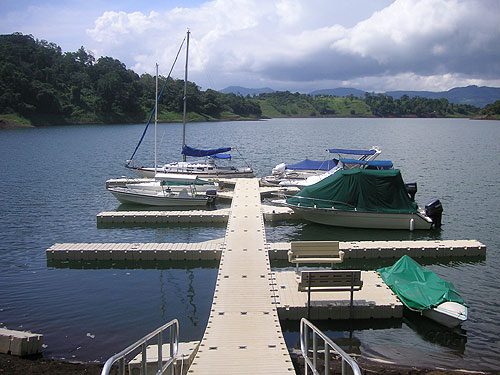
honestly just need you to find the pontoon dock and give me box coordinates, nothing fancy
[46,178,486,374]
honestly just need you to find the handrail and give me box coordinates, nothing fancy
[101,319,179,375]
[300,318,361,375]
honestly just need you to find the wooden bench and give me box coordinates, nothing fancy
[299,270,363,319]
[288,241,344,269]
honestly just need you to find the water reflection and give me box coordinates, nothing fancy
[47,259,219,270]
[281,318,402,356]
[266,221,444,243]
[403,310,467,353]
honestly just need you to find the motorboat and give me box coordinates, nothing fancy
[278,158,394,188]
[261,147,382,187]
[125,30,254,179]
[107,183,216,207]
[285,168,443,230]
[106,173,219,193]
[378,256,468,328]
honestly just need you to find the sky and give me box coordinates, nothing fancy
[1,0,499,92]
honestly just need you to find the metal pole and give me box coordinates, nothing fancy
[158,333,163,373]
[182,30,190,162]
[324,342,330,375]
[155,63,158,174]
[307,274,311,320]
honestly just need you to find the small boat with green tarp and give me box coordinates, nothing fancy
[285,168,443,230]
[378,255,468,328]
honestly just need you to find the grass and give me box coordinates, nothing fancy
[0,113,33,127]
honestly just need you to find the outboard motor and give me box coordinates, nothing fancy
[425,199,443,228]
[206,189,217,205]
[405,182,418,201]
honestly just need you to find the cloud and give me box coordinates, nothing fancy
[85,0,500,91]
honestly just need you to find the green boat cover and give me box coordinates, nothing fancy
[377,255,465,311]
[286,168,418,213]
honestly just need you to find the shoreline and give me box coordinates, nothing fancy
[1,353,496,375]
[3,113,497,129]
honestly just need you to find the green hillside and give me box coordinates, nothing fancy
[0,33,483,126]
[0,33,261,126]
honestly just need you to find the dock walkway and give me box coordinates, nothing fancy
[188,179,293,374]
[47,239,485,262]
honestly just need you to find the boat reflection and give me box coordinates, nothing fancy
[403,310,467,352]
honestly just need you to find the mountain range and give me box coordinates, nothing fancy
[220,85,500,108]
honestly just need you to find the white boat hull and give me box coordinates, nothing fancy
[130,164,254,179]
[289,205,433,230]
[107,187,211,207]
[423,301,468,328]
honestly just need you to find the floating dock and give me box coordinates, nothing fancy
[0,328,43,356]
[188,178,293,374]
[274,271,402,320]
[46,178,487,373]
[47,239,485,261]
[96,205,293,226]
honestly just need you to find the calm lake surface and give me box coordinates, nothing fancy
[0,118,499,370]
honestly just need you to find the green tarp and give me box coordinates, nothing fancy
[286,168,418,214]
[377,255,465,311]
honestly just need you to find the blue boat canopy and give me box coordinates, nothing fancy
[182,145,232,157]
[287,159,338,171]
[340,158,393,169]
[210,153,232,159]
[328,148,377,155]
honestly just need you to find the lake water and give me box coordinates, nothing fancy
[0,118,499,371]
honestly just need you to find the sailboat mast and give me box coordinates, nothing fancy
[182,30,190,162]
[155,63,158,174]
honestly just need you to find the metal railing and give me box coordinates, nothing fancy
[101,319,179,375]
[300,318,361,375]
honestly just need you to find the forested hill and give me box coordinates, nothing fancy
[1,33,496,127]
[0,33,261,126]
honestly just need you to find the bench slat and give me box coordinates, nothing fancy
[299,270,363,291]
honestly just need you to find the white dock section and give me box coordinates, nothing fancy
[96,209,230,225]
[274,271,402,320]
[46,239,486,262]
[0,328,43,356]
[267,239,486,260]
[46,240,223,261]
[189,179,293,375]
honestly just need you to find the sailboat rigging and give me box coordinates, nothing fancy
[107,61,218,207]
[126,30,254,179]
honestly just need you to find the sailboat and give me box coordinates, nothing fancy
[107,63,217,207]
[126,30,254,179]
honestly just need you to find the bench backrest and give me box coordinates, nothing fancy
[289,241,343,264]
[291,241,340,253]
[299,270,362,291]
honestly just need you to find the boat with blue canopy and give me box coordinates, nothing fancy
[339,158,394,170]
[378,255,468,328]
[125,31,254,179]
[261,146,382,186]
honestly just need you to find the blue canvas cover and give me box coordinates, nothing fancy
[210,153,231,159]
[287,159,338,171]
[328,148,377,155]
[340,158,393,169]
[182,145,232,157]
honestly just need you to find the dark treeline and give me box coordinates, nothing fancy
[0,33,261,125]
[1,33,492,126]
[255,91,481,118]
[363,93,480,117]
